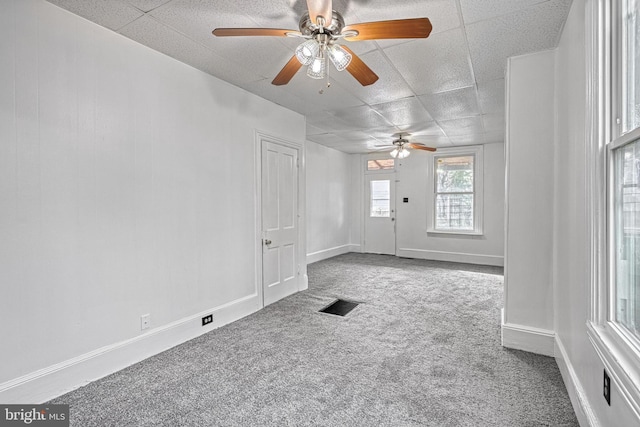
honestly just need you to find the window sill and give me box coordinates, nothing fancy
[426,229,483,237]
[587,321,640,416]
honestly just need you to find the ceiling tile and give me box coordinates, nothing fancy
[307,133,343,145]
[397,121,446,137]
[459,0,549,24]
[438,115,484,136]
[482,114,506,133]
[327,105,394,130]
[284,77,364,114]
[418,86,481,121]
[126,0,172,13]
[466,0,573,82]
[384,28,474,95]
[47,0,143,31]
[343,0,460,35]
[328,50,415,106]
[371,97,433,127]
[242,78,313,113]
[306,111,364,132]
[119,15,263,86]
[306,124,326,136]
[477,78,505,114]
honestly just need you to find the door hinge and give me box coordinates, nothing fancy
[296,158,300,168]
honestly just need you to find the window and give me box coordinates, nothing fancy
[588,0,640,413]
[367,159,395,171]
[370,180,390,217]
[428,146,483,235]
[613,139,640,341]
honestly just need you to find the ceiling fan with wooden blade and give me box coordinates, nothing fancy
[212,0,432,87]
[373,134,436,158]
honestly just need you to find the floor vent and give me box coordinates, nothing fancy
[320,299,359,316]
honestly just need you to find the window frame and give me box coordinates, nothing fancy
[588,0,640,416]
[427,145,484,236]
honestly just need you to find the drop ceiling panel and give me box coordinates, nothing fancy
[466,0,573,82]
[372,97,433,127]
[119,15,263,86]
[477,78,506,114]
[43,0,575,155]
[47,0,143,31]
[438,116,484,137]
[126,0,171,13]
[328,50,415,106]
[385,28,474,96]
[418,86,481,121]
[459,0,549,24]
[328,105,394,130]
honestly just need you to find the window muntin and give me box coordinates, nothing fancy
[370,180,390,217]
[435,155,475,231]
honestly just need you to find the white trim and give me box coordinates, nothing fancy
[348,244,362,253]
[501,321,555,357]
[396,247,503,267]
[587,322,640,419]
[555,335,601,427]
[307,244,352,264]
[0,294,260,404]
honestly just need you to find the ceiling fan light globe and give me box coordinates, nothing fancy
[398,147,411,159]
[328,44,352,71]
[390,148,400,158]
[307,56,326,79]
[295,39,319,65]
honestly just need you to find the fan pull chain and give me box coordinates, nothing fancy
[319,58,331,94]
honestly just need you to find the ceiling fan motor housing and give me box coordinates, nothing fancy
[299,11,345,37]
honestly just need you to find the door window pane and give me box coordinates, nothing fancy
[624,0,640,133]
[370,180,390,217]
[614,138,640,340]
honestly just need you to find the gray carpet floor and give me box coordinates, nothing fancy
[51,253,578,426]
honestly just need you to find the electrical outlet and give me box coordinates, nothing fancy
[141,314,150,331]
[202,314,213,326]
[603,369,611,406]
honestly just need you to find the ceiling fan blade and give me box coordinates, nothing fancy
[408,143,437,152]
[341,46,379,86]
[212,28,300,37]
[272,55,303,86]
[343,18,432,41]
[306,0,333,26]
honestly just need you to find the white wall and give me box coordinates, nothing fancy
[554,1,639,425]
[503,50,556,355]
[394,143,505,266]
[305,141,353,263]
[0,0,305,402]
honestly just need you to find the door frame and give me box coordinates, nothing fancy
[361,153,398,255]
[254,131,307,309]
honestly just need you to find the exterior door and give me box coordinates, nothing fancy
[261,140,300,306]
[364,173,396,255]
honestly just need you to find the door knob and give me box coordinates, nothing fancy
[264,239,272,245]
[391,218,395,221]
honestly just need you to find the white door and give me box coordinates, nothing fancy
[364,173,396,255]
[262,140,300,306]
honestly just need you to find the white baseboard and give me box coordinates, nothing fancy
[501,321,555,357]
[555,336,600,427]
[0,293,261,404]
[307,244,352,264]
[396,248,504,267]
